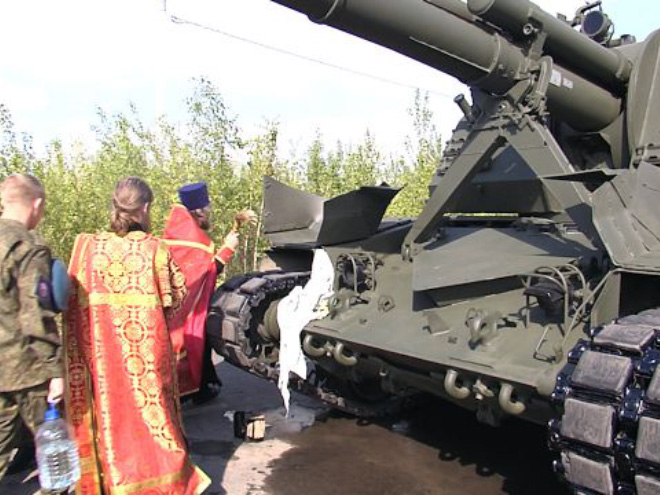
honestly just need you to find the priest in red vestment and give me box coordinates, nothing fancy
[65,177,210,495]
[162,182,254,403]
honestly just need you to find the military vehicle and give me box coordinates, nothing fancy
[207,1,660,493]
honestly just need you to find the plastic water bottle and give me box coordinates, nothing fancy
[35,402,81,491]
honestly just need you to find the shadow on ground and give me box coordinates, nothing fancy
[265,396,569,495]
[2,365,569,495]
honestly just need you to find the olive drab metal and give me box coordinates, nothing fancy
[207,1,660,493]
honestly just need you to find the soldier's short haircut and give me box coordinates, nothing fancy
[0,173,46,207]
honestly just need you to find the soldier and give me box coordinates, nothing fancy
[0,174,64,484]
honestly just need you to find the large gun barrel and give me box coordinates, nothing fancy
[271,0,623,131]
[468,0,632,94]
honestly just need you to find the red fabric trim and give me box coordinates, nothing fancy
[162,204,212,246]
[215,246,235,264]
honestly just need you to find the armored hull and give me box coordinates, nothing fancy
[208,1,660,493]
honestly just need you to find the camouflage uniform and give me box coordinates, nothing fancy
[0,218,62,483]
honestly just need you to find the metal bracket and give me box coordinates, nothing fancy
[466,308,503,347]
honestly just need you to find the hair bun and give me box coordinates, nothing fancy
[110,177,154,235]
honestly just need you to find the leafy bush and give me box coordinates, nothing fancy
[1,82,442,277]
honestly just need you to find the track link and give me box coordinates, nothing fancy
[550,309,660,494]
[207,271,412,418]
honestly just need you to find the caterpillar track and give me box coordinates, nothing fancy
[207,271,413,418]
[550,309,660,495]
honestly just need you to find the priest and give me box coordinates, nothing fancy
[163,182,255,404]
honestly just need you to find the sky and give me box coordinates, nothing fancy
[0,0,658,161]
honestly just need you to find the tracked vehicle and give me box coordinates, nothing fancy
[207,1,660,493]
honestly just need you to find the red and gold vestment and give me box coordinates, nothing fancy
[162,205,218,396]
[65,231,210,495]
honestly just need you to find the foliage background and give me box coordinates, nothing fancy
[0,78,442,277]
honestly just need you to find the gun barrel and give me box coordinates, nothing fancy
[468,0,632,94]
[274,0,523,92]
[272,0,621,131]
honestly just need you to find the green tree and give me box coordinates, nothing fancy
[1,84,443,268]
[342,131,380,191]
[0,104,35,177]
[187,77,242,170]
[233,122,283,272]
[304,131,328,196]
[387,90,442,217]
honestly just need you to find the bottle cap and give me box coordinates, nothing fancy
[44,402,60,421]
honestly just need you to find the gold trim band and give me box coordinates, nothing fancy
[109,470,184,495]
[162,239,215,254]
[83,293,161,308]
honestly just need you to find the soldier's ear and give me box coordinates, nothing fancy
[29,197,45,230]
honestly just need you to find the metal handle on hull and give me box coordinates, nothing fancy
[333,342,358,367]
[499,383,526,415]
[444,369,471,399]
[303,334,326,357]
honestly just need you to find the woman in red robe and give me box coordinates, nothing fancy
[65,177,210,495]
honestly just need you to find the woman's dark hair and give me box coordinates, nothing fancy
[110,177,154,236]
